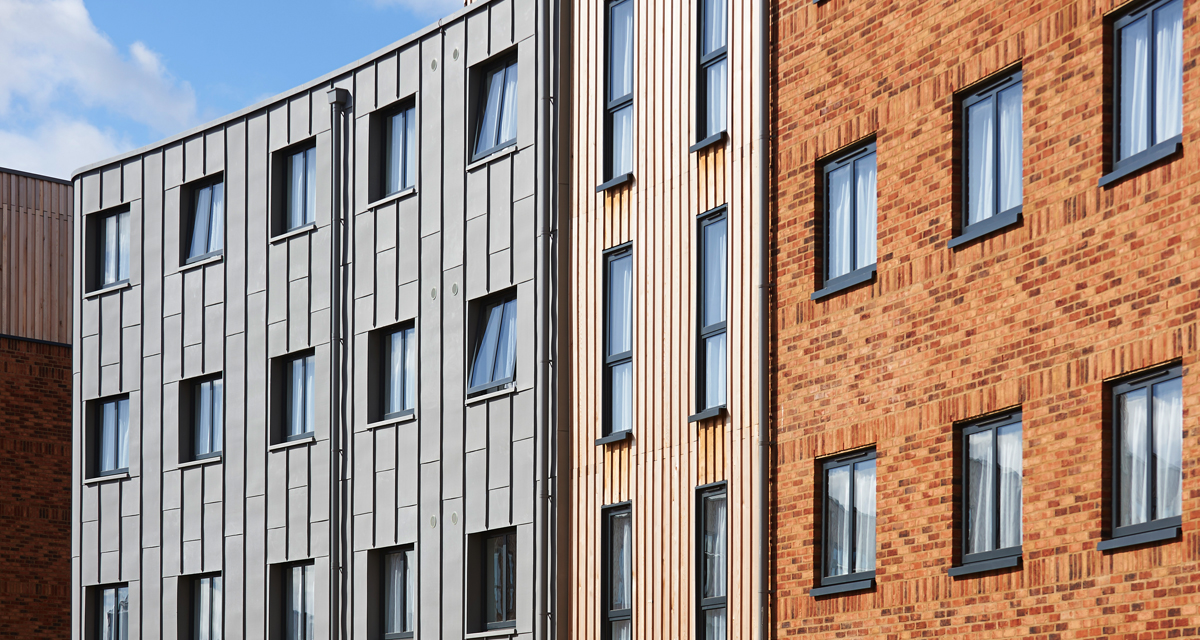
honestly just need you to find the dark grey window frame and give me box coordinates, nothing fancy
[482,529,518,630]
[182,374,224,463]
[383,100,418,198]
[1098,363,1184,551]
[189,573,223,640]
[690,206,727,421]
[86,206,131,292]
[471,56,520,163]
[181,173,226,264]
[600,0,635,189]
[271,139,318,236]
[693,0,728,151]
[811,141,877,301]
[1100,0,1185,187]
[93,583,130,640]
[378,322,417,421]
[467,291,519,397]
[695,482,727,640]
[601,502,633,640]
[381,547,416,639]
[811,448,876,597]
[599,244,634,443]
[949,411,1023,577]
[271,350,316,444]
[949,70,1023,249]
[282,562,315,640]
[90,395,130,478]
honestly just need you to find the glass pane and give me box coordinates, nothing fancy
[101,401,116,472]
[191,186,213,258]
[997,84,1023,213]
[825,465,851,577]
[101,587,115,640]
[1119,387,1150,526]
[853,459,876,572]
[476,66,505,155]
[498,63,519,146]
[854,154,877,270]
[967,97,995,224]
[492,299,518,383]
[304,148,316,226]
[388,331,403,414]
[487,536,504,623]
[304,355,316,435]
[608,254,633,357]
[505,533,517,622]
[385,552,404,633]
[610,619,632,640]
[826,164,852,279]
[211,380,223,454]
[404,549,416,631]
[209,183,224,253]
[197,577,211,640]
[387,111,402,195]
[289,567,302,640]
[116,399,129,470]
[609,0,634,101]
[403,327,417,412]
[702,494,727,598]
[404,106,417,190]
[197,381,212,456]
[103,214,118,285]
[290,358,304,437]
[997,422,1023,549]
[704,333,727,410]
[966,429,995,554]
[610,361,632,434]
[703,218,727,328]
[289,151,305,230]
[1154,0,1183,143]
[212,577,224,640]
[116,586,129,640]
[471,304,504,388]
[1152,377,1182,519]
[702,0,727,56]
[704,608,727,640]
[610,511,631,610]
[1120,16,1150,159]
[611,104,633,177]
[117,212,130,282]
[705,59,728,138]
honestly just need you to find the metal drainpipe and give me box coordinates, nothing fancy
[754,0,769,638]
[327,86,351,640]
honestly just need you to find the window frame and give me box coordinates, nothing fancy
[182,174,226,264]
[92,395,131,478]
[93,583,130,640]
[950,70,1023,249]
[602,244,634,439]
[812,141,877,301]
[1101,364,1184,548]
[283,562,315,640]
[471,56,520,163]
[482,530,518,630]
[185,375,224,462]
[694,207,728,418]
[954,411,1023,573]
[601,502,633,640]
[813,448,877,595]
[87,206,131,292]
[377,322,417,421]
[383,101,418,197]
[694,0,729,148]
[602,0,635,185]
[381,547,416,640]
[278,351,317,442]
[272,140,318,236]
[467,291,519,397]
[190,573,223,640]
[695,482,727,640]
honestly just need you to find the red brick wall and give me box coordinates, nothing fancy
[770,0,1200,637]
[0,337,72,639]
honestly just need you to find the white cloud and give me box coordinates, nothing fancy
[0,115,130,179]
[371,0,464,18]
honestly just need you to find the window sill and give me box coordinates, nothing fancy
[809,577,874,597]
[367,413,417,430]
[689,131,728,154]
[465,385,516,406]
[268,435,316,452]
[464,629,517,640]
[596,172,634,193]
[83,471,130,486]
[948,554,1020,577]
[1097,523,1181,552]
[178,456,222,470]
[811,264,876,301]
[270,223,318,245]
[177,253,224,274]
[84,280,131,300]
[1098,135,1182,188]
[595,429,632,446]
[466,142,518,171]
[688,405,726,423]
[947,207,1022,249]
[364,187,417,212]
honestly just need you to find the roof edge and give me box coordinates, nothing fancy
[0,166,72,185]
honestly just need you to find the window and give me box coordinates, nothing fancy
[814,142,876,299]
[605,0,634,181]
[286,145,317,231]
[1106,0,1183,181]
[696,485,726,640]
[951,412,1022,575]
[951,70,1022,248]
[697,209,727,415]
[95,584,130,640]
[186,179,225,262]
[696,0,727,143]
[382,549,416,639]
[90,208,130,290]
[484,531,517,629]
[473,59,519,161]
[812,449,876,596]
[385,104,417,195]
[186,377,224,461]
[192,575,223,640]
[382,325,417,419]
[285,564,315,640]
[93,397,130,477]
[1099,364,1183,550]
[285,353,316,440]
[603,506,632,640]
[468,293,518,395]
[604,246,633,436]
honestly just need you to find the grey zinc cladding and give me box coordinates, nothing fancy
[71,1,564,639]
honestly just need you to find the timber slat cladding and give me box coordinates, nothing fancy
[567,0,761,638]
[0,170,73,345]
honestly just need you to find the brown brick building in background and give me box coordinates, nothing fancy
[0,167,73,638]
[771,0,1200,636]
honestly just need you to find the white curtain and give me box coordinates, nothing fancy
[116,399,129,470]
[705,494,727,597]
[998,84,1023,213]
[966,430,994,554]
[116,587,129,640]
[303,565,315,640]
[385,552,405,633]
[825,465,851,576]
[827,165,852,279]
[212,380,224,453]
[101,401,116,472]
[612,105,633,177]
[211,576,223,640]
[403,107,417,190]
[1121,16,1150,159]
[610,255,633,355]
[853,459,876,572]
[1119,388,1150,526]
[704,220,727,327]
[706,333,727,409]
[611,620,632,640]
[197,577,212,640]
[404,549,416,631]
[707,59,728,138]
[403,327,417,412]
[997,423,1023,549]
[1155,0,1183,143]
[103,214,118,285]
[303,355,316,435]
[289,151,306,229]
[610,1,634,101]
[476,68,504,155]
[304,148,316,226]
[967,98,995,224]
[703,0,727,55]
[471,305,503,388]
[288,566,303,640]
[197,381,212,456]
[117,211,130,281]
[854,154,877,269]
[611,512,631,609]
[209,183,224,253]
[705,610,727,640]
[389,332,404,413]
[611,362,632,433]
[495,300,518,381]
[290,358,304,436]
[498,64,519,145]
[191,186,212,258]
[1153,378,1183,518]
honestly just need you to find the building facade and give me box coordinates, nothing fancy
[0,166,74,639]
[564,1,767,640]
[70,1,565,639]
[772,0,1200,636]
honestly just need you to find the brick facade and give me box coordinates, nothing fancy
[771,0,1200,637]
[0,337,72,639]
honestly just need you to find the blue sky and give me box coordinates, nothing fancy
[0,0,461,179]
